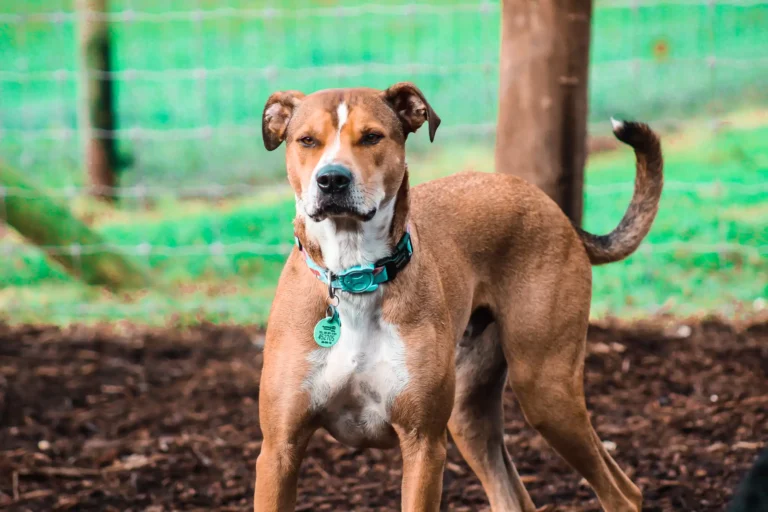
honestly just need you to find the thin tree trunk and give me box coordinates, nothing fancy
[0,161,150,289]
[77,0,117,202]
[495,0,592,226]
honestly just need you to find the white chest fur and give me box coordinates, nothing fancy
[303,294,409,448]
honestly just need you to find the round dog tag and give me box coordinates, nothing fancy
[314,312,341,348]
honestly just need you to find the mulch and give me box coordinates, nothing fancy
[0,319,766,511]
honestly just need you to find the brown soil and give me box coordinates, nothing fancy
[1,320,766,511]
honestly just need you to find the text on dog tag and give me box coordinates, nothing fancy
[314,314,341,348]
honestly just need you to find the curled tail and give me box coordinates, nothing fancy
[577,119,664,265]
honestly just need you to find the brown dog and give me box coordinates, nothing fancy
[255,83,663,512]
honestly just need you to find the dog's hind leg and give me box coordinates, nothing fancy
[498,279,642,512]
[448,308,536,512]
[508,348,641,511]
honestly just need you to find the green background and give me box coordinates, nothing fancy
[2,0,767,187]
[0,0,766,324]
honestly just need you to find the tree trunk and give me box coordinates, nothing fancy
[0,161,150,289]
[495,0,593,226]
[77,0,117,202]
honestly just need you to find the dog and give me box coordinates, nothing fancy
[255,82,663,512]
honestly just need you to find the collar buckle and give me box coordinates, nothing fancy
[337,264,379,293]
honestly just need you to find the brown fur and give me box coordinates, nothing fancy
[255,84,663,512]
[576,121,664,264]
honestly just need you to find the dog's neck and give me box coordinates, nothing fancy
[294,170,410,275]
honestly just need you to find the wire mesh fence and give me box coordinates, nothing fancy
[0,0,766,323]
[3,0,767,187]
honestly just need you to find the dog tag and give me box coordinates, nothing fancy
[314,307,341,348]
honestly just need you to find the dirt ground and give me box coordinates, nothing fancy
[0,319,766,511]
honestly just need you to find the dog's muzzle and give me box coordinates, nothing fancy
[309,164,376,221]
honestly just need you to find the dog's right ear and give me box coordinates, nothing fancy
[262,90,305,151]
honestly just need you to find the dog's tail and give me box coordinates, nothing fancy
[576,119,663,265]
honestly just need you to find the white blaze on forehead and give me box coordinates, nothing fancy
[336,101,348,132]
[317,101,348,169]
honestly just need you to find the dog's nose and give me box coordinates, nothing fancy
[316,165,352,194]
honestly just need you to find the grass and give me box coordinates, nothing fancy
[0,110,766,325]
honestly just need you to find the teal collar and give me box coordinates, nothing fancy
[295,228,413,294]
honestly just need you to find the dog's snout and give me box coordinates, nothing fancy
[316,165,352,194]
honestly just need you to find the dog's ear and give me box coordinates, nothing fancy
[383,82,441,142]
[262,90,305,151]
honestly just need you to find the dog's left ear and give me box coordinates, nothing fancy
[384,82,441,142]
[262,90,305,151]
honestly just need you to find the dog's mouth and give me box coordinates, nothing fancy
[307,199,377,222]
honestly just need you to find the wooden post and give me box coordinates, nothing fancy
[0,161,151,289]
[77,0,117,202]
[495,0,592,226]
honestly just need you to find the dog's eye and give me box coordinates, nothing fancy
[360,132,384,146]
[298,136,316,148]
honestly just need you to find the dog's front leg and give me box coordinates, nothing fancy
[253,346,315,512]
[396,428,448,512]
[253,427,313,512]
[392,322,455,511]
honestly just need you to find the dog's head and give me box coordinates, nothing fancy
[262,83,440,222]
